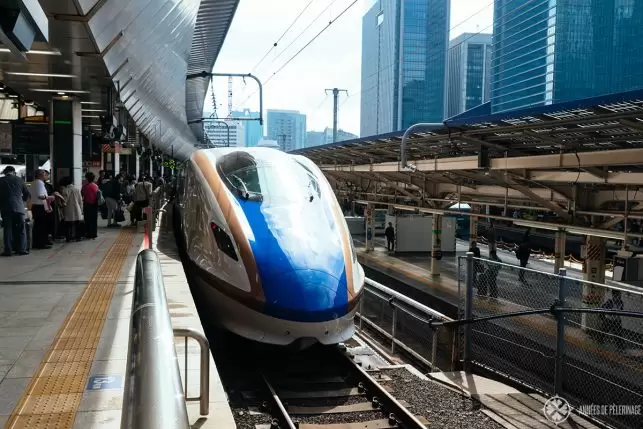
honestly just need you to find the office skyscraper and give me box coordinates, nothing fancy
[360,0,450,137]
[491,0,643,114]
[266,109,307,152]
[203,120,244,147]
[445,33,492,119]
[232,109,262,147]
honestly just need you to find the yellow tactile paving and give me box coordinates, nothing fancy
[4,229,134,429]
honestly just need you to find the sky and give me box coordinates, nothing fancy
[208,0,493,137]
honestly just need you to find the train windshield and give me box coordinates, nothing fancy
[217,151,321,205]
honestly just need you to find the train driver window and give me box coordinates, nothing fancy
[217,152,263,201]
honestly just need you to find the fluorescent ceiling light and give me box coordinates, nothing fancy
[31,89,89,93]
[0,48,61,55]
[8,94,17,98]
[82,115,100,118]
[82,109,106,112]
[81,101,100,105]
[5,72,77,78]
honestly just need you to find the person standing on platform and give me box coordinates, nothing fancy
[60,176,83,242]
[0,166,30,256]
[30,169,54,249]
[516,236,531,285]
[385,222,395,252]
[480,250,502,298]
[81,172,99,239]
[599,289,626,350]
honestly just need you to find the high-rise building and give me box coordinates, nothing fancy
[305,128,359,148]
[232,109,262,147]
[491,0,643,114]
[445,33,492,119]
[306,131,325,148]
[266,109,307,151]
[203,120,244,147]
[360,0,450,137]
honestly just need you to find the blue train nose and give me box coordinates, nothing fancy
[262,269,349,323]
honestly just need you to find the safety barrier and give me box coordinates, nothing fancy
[355,279,457,371]
[456,254,643,429]
[121,249,210,429]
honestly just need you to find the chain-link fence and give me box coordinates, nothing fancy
[355,278,457,371]
[458,254,643,429]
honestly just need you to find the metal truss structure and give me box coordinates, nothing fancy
[292,89,643,228]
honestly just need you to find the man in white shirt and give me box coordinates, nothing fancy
[30,169,52,249]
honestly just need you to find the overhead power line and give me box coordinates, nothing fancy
[239,0,358,106]
[249,0,316,74]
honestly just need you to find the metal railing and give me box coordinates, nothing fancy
[173,328,210,416]
[355,278,457,372]
[121,249,210,429]
[455,253,643,429]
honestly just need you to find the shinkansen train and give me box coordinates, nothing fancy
[174,147,365,347]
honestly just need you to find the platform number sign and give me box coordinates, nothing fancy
[87,375,123,391]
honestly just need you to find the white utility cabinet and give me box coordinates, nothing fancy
[386,215,457,253]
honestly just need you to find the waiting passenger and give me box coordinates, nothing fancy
[515,237,531,285]
[385,222,395,252]
[132,176,152,225]
[469,241,483,290]
[0,166,30,256]
[30,169,54,249]
[479,251,502,298]
[60,176,83,242]
[81,172,99,239]
[599,290,626,350]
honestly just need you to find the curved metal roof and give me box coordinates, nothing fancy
[87,0,239,160]
[186,0,239,144]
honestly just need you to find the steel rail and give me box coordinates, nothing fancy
[338,347,428,429]
[261,374,298,429]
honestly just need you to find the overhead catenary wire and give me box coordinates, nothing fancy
[237,0,508,110]
[239,0,357,106]
[248,0,317,74]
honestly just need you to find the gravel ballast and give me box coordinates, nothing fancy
[382,367,505,429]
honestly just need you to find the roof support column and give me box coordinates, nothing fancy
[554,229,566,274]
[49,98,82,187]
[581,235,607,334]
[430,214,442,277]
[365,203,375,252]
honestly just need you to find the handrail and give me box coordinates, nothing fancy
[364,278,454,322]
[173,328,210,415]
[121,249,190,429]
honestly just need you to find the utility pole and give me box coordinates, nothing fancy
[325,88,348,143]
[277,134,287,151]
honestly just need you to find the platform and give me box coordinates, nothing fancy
[354,238,643,428]
[0,215,234,428]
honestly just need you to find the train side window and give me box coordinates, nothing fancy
[210,222,238,261]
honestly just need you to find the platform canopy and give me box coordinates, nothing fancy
[0,0,239,160]
[292,89,643,222]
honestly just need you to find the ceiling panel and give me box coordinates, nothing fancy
[0,0,240,159]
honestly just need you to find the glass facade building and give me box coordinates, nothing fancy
[232,109,262,147]
[445,33,492,119]
[360,0,450,137]
[266,109,307,152]
[491,0,643,114]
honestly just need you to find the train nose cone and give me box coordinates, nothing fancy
[263,269,349,323]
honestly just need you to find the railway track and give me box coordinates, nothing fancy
[211,331,429,429]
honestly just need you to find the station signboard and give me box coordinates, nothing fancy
[12,119,49,155]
